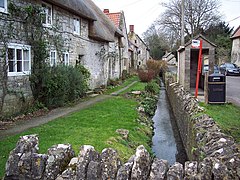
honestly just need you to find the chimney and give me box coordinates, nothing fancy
[103,9,109,14]
[130,25,134,32]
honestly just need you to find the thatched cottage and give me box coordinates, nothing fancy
[0,0,126,116]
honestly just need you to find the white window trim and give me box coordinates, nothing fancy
[63,52,69,65]
[0,0,7,13]
[50,50,57,66]
[73,18,80,35]
[42,2,53,27]
[7,43,31,76]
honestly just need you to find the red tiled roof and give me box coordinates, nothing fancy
[231,25,240,39]
[105,12,121,28]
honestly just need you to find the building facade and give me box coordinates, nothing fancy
[231,26,240,66]
[0,0,124,116]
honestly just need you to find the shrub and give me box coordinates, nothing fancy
[145,81,160,95]
[40,65,90,107]
[146,59,168,77]
[138,69,155,82]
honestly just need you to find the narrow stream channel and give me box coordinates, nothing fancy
[152,79,188,165]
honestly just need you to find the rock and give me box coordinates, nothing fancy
[87,161,102,180]
[131,145,151,180]
[221,153,240,179]
[197,157,212,180]
[131,91,141,95]
[44,144,75,180]
[149,158,168,180]
[167,162,183,179]
[4,134,39,179]
[31,153,48,179]
[76,145,100,179]
[212,161,230,179]
[116,162,133,180]
[56,157,78,180]
[101,148,121,180]
[116,129,129,140]
[56,168,76,180]
[4,153,22,179]
[184,161,198,179]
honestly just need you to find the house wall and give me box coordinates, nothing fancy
[128,31,149,70]
[0,0,122,117]
[231,38,240,66]
[119,13,130,73]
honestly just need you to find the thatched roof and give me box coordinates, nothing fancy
[45,0,97,21]
[85,0,123,42]
[45,0,123,42]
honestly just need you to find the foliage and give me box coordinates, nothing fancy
[140,94,158,117]
[153,0,222,49]
[40,65,89,107]
[143,25,170,58]
[203,22,234,63]
[146,59,168,76]
[199,102,240,143]
[145,81,160,95]
[138,69,155,82]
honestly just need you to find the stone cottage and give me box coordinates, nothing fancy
[0,0,124,117]
[178,34,216,92]
[231,25,240,66]
[128,25,150,70]
[103,9,130,74]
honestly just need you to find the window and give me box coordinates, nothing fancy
[42,2,52,26]
[50,50,56,66]
[73,18,80,35]
[7,43,31,76]
[63,52,69,65]
[0,0,7,13]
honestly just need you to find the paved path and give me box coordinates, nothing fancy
[0,81,137,140]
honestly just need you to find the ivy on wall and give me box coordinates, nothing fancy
[0,2,90,117]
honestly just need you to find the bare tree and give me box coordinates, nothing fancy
[157,0,222,40]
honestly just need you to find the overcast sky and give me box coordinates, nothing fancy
[92,0,240,36]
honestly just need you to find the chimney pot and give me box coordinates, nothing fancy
[130,25,134,32]
[103,9,109,14]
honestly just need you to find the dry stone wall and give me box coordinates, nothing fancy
[165,76,240,179]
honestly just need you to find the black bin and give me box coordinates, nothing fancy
[208,73,226,104]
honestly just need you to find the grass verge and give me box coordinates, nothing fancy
[199,102,240,143]
[0,81,152,178]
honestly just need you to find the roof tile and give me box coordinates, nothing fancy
[105,12,121,28]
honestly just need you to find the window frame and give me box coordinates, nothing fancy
[50,50,57,67]
[7,43,31,76]
[73,18,80,35]
[63,52,69,66]
[42,2,53,26]
[0,0,7,13]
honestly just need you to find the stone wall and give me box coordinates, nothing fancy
[165,75,240,179]
[1,135,219,180]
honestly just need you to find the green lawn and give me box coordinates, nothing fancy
[104,76,139,94]
[0,81,152,178]
[200,102,240,143]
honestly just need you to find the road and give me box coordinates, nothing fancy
[226,76,240,106]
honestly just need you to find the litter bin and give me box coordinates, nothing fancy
[208,73,226,104]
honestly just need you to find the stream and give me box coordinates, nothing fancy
[152,79,188,165]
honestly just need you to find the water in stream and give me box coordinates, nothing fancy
[152,80,187,165]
